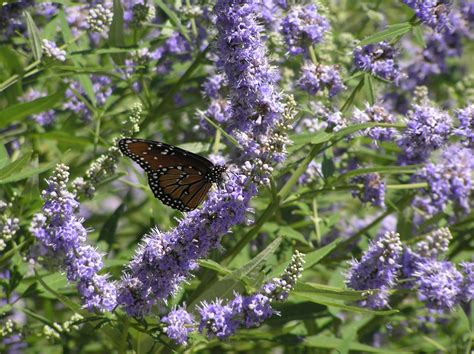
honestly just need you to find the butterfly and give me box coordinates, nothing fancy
[118,138,226,212]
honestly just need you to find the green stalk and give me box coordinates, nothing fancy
[222,143,323,265]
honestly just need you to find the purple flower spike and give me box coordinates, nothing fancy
[346,231,402,309]
[162,306,196,345]
[413,259,463,310]
[281,4,330,55]
[353,42,403,83]
[298,63,345,98]
[403,0,452,33]
[397,103,452,165]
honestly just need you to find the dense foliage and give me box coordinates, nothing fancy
[0,0,473,353]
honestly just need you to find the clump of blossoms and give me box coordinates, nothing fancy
[397,103,452,165]
[19,89,56,126]
[117,0,289,316]
[131,2,156,27]
[0,202,19,252]
[42,313,83,341]
[414,227,452,258]
[353,42,403,83]
[73,103,143,198]
[298,63,345,98]
[454,104,474,147]
[30,164,116,312]
[346,231,402,309]
[42,40,66,62]
[352,103,398,142]
[403,0,452,33]
[87,4,113,33]
[281,4,330,55]
[415,144,473,214]
[161,251,305,344]
[398,227,470,310]
[412,260,463,310]
[64,76,113,121]
[352,173,386,207]
[197,73,231,133]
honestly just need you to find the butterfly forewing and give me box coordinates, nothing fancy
[118,138,222,211]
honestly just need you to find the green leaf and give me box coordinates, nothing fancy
[198,259,232,276]
[0,161,56,184]
[109,0,126,66]
[332,122,405,143]
[295,282,365,301]
[412,25,426,48]
[153,0,191,42]
[35,270,88,315]
[98,203,126,248]
[364,73,375,105]
[31,131,91,147]
[322,153,335,179]
[24,11,43,61]
[189,237,282,307]
[0,144,9,169]
[201,114,241,149]
[291,292,398,315]
[278,226,311,246]
[0,151,32,180]
[311,131,332,145]
[304,237,341,269]
[0,89,65,129]
[359,22,412,46]
[337,165,419,181]
[304,335,408,353]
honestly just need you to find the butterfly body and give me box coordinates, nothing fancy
[118,138,225,212]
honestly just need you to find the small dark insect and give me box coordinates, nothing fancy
[118,138,226,212]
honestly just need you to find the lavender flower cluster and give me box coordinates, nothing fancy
[403,0,452,33]
[30,164,116,312]
[117,0,290,317]
[347,226,473,310]
[298,63,345,98]
[353,42,403,83]
[281,4,330,56]
[161,251,305,345]
[414,143,473,215]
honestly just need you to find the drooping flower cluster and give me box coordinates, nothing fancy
[415,144,473,214]
[298,63,345,98]
[397,103,452,164]
[280,4,330,55]
[402,0,452,33]
[30,164,116,312]
[161,251,305,344]
[455,104,474,147]
[346,231,402,309]
[353,42,403,83]
[42,40,66,62]
[352,103,398,142]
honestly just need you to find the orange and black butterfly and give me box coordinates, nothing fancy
[118,138,226,211]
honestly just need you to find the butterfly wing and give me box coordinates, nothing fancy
[118,138,214,211]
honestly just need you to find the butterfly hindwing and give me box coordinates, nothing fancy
[119,138,222,211]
